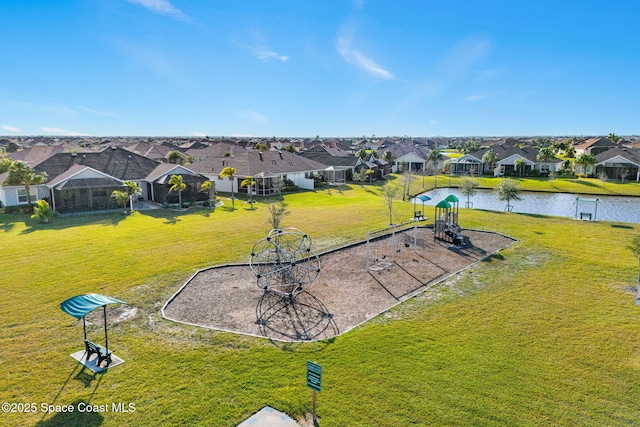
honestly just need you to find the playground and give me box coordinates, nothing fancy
[163,225,516,342]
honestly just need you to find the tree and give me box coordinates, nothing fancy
[266,201,290,230]
[111,189,131,214]
[365,168,375,183]
[514,158,526,177]
[626,235,640,304]
[460,178,478,208]
[0,157,12,173]
[598,171,608,188]
[381,150,394,164]
[427,148,444,187]
[31,199,54,223]
[401,169,413,199]
[496,178,521,211]
[218,166,237,209]
[620,167,630,183]
[537,145,557,163]
[201,181,215,207]
[167,150,185,164]
[241,176,256,208]
[4,160,47,207]
[482,150,497,175]
[461,140,480,154]
[380,184,399,225]
[124,180,142,211]
[608,133,620,143]
[575,154,596,176]
[355,149,368,160]
[168,174,187,208]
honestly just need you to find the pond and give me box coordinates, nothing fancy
[415,188,640,224]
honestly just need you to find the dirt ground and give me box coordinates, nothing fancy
[162,227,516,342]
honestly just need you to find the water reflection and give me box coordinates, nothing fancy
[417,188,640,224]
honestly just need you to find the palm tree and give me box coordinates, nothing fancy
[496,178,522,212]
[218,166,237,209]
[4,160,47,207]
[111,189,131,214]
[167,150,185,164]
[427,148,444,187]
[31,199,54,223]
[0,157,12,173]
[168,174,187,208]
[608,133,620,143]
[482,150,497,175]
[124,180,142,211]
[514,158,526,177]
[575,154,596,176]
[241,176,256,208]
[200,181,215,207]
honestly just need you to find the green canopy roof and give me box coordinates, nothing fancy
[435,200,451,209]
[60,293,126,319]
[445,194,459,203]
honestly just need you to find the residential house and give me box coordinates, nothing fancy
[187,144,328,196]
[574,137,619,156]
[1,146,209,213]
[594,147,640,181]
[451,144,563,176]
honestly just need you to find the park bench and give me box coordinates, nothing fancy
[84,340,112,367]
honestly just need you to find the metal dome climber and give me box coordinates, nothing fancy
[250,228,321,298]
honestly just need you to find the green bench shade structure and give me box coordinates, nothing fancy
[60,293,126,365]
[414,195,431,219]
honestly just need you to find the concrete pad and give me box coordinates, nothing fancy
[70,350,125,373]
[236,406,300,427]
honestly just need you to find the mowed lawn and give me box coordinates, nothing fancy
[1,182,639,426]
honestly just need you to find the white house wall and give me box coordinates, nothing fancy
[1,184,48,206]
[288,172,315,190]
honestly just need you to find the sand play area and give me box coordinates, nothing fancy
[162,227,515,342]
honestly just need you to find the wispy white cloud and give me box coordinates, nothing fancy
[235,32,289,62]
[466,94,485,101]
[42,127,88,136]
[190,131,208,137]
[1,124,20,132]
[336,26,394,80]
[238,110,268,123]
[352,0,365,10]
[126,0,190,22]
[428,118,439,126]
[77,106,118,118]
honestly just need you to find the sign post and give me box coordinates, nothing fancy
[306,361,322,425]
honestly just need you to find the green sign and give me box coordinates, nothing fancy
[306,361,322,392]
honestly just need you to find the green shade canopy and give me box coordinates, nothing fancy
[435,200,451,209]
[60,293,126,319]
[445,194,459,203]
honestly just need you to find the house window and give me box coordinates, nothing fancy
[17,188,37,204]
[92,188,108,198]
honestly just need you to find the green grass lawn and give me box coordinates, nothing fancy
[408,174,640,197]
[1,184,639,426]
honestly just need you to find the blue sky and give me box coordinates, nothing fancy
[1,0,639,137]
